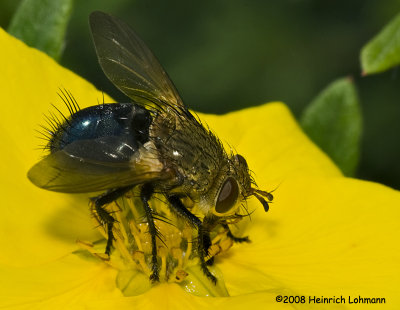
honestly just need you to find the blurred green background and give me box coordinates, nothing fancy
[1,0,399,189]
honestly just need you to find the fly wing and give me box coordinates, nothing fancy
[89,11,184,109]
[28,137,168,193]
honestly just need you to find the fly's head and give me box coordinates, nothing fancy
[205,153,273,219]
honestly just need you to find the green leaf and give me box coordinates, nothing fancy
[361,12,400,75]
[8,0,74,61]
[300,78,362,176]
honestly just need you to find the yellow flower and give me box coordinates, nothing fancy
[1,27,400,309]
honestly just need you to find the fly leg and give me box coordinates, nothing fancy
[201,228,214,266]
[140,184,159,283]
[221,223,250,243]
[90,186,132,255]
[167,195,217,284]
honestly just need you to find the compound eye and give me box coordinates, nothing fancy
[215,177,239,214]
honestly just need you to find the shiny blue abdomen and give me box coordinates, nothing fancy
[50,103,152,157]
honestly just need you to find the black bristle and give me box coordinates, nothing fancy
[36,89,80,153]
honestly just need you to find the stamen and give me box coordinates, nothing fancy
[172,247,183,269]
[158,246,168,281]
[182,226,193,267]
[175,269,189,282]
[129,220,144,251]
[132,251,151,275]
[82,192,242,292]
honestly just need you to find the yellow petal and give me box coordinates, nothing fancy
[0,28,112,166]
[218,177,400,306]
[0,254,122,309]
[0,28,109,265]
[1,25,399,310]
[202,103,343,186]
[84,284,290,310]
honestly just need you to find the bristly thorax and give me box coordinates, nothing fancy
[150,107,228,198]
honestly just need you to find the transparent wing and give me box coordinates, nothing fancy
[89,11,183,108]
[28,138,168,193]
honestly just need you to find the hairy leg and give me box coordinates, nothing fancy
[90,186,132,255]
[221,223,250,243]
[167,195,217,284]
[140,184,160,282]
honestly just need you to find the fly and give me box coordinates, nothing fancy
[28,11,273,284]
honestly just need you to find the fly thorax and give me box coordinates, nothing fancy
[150,108,229,196]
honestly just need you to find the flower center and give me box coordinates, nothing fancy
[77,190,239,296]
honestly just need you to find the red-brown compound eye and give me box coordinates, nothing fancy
[215,177,239,214]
